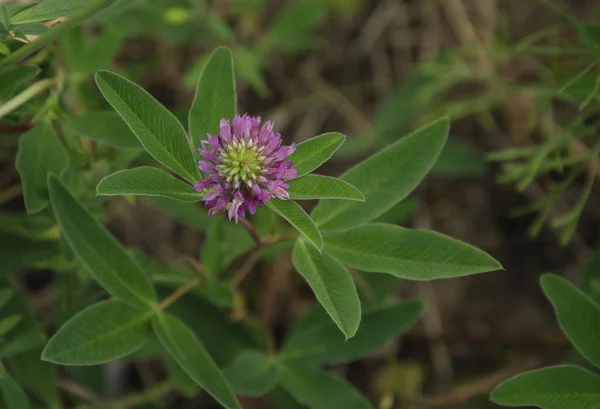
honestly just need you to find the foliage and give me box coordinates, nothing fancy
[0,0,598,408]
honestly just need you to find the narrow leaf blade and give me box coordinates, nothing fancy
[95,70,199,183]
[63,111,141,150]
[16,124,68,214]
[152,312,241,409]
[288,133,345,178]
[311,117,450,231]
[223,351,281,397]
[292,240,361,338]
[189,47,236,148]
[281,366,374,409]
[12,0,89,24]
[0,375,29,409]
[324,223,502,280]
[288,175,364,201]
[267,200,323,251]
[282,300,424,365]
[97,167,203,203]
[541,274,600,368]
[48,175,157,308]
[491,365,600,409]
[42,300,150,365]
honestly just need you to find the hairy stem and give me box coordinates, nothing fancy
[155,277,201,312]
[0,79,55,119]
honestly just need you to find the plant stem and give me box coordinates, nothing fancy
[0,0,114,70]
[0,79,55,119]
[155,277,200,312]
[239,218,261,245]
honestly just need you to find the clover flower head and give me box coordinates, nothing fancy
[194,114,297,222]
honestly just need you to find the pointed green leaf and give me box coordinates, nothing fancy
[292,240,361,338]
[16,124,68,214]
[0,66,40,99]
[223,351,281,397]
[12,0,92,24]
[324,223,502,279]
[63,111,141,150]
[282,300,423,365]
[97,167,203,203]
[311,117,450,232]
[491,365,600,409]
[95,70,199,183]
[0,5,11,29]
[281,366,374,409]
[0,289,13,311]
[0,374,29,409]
[164,354,200,398]
[267,200,322,251]
[289,133,345,178]
[0,316,20,338]
[189,47,236,148]
[42,300,150,365]
[152,312,241,409]
[288,175,364,201]
[48,175,157,308]
[541,274,600,368]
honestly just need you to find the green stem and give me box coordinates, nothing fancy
[0,79,55,119]
[0,0,114,70]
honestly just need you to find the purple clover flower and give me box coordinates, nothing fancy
[194,114,298,222]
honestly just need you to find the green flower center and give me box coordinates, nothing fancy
[217,139,265,187]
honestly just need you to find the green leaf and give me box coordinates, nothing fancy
[63,111,141,150]
[0,5,11,29]
[541,274,600,368]
[148,197,211,231]
[233,46,269,97]
[281,300,423,365]
[266,0,326,53]
[95,70,199,183]
[292,240,361,339]
[42,300,151,365]
[324,223,502,279]
[12,0,91,24]
[311,117,450,232]
[0,232,58,271]
[0,66,40,99]
[223,351,281,397]
[151,312,241,409]
[16,124,68,214]
[289,133,345,178]
[288,175,364,201]
[374,198,420,224]
[97,167,203,203]
[156,287,262,367]
[0,289,12,311]
[164,354,199,398]
[0,375,29,409]
[267,200,323,251]
[281,366,374,409]
[0,316,20,338]
[431,139,488,177]
[15,23,48,35]
[48,175,157,308]
[491,365,600,409]
[189,47,236,148]
[0,278,57,408]
[0,41,9,56]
